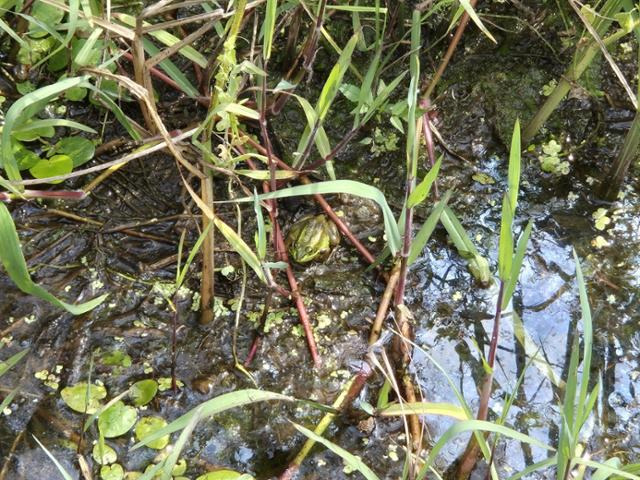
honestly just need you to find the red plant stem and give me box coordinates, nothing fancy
[423,0,479,100]
[244,156,321,367]
[0,190,86,202]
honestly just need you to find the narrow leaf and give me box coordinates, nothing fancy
[0,203,107,314]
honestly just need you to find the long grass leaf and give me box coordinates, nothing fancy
[508,119,521,211]
[12,119,97,135]
[377,401,467,420]
[176,223,213,289]
[498,194,513,282]
[262,0,277,61]
[459,0,496,43]
[407,157,442,208]
[573,458,640,480]
[231,181,401,255]
[32,435,74,480]
[502,220,532,309]
[574,249,593,423]
[0,349,29,377]
[212,215,265,283]
[142,38,199,97]
[159,407,203,480]
[131,390,292,450]
[0,203,107,314]
[408,191,450,265]
[292,422,380,480]
[416,420,554,479]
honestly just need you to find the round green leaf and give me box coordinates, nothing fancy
[92,442,117,465]
[98,401,137,438]
[100,463,124,480]
[60,382,107,414]
[51,136,95,167]
[13,142,40,170]
[48,47,70,72]
[29,1,65,38]
[196,471,254,480]
[65,86,87,101]
[129,379,158,407]
[134,416,168,450]
[29,154,73,183]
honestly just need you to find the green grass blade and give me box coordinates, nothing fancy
[73,27,103,67]
[498,194,513,282]
[12,118,97,135]
[377,401,467,420]
[0,18,27,47]
[2,76,90,181]
[408,156,442,208]
[459,0,496,43]
[142,38,200,97]
[32,435,74,480]
[506,457,557,480]
[212,215,265,283]
[232,181,401,255]
[0,203,107,314]
[502,220,532,309]
[159,407,203,480]
[574,249,593,423]
[0,349,28,377]
[416,420,553,480]
[440,206,480,257]
[362,72,407,124]
[176,222,213,289]
[253,189,266,260]
[558,335,580,479]
[131,390,292,450]
[292,422,381,480]
[573,458,640,480]
[408,190,451,265]
[262,0,277,61]
[0,388,18,413]
[508,119,521,211]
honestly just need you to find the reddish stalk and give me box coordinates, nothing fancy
[457,281,505,479]
[423,0,479,100]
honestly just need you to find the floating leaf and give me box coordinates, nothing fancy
[100,463,124,480]
[29,154,73,183]
[98,401,137,438]
[129,379,158,407]
[92,442,117,465]
[60,382,107,414]
[134,416,169,450]
[29,1,64,38]
[13,142,40,170]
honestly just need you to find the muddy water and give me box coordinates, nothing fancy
[1,40,640,480]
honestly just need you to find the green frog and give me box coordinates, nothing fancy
[285,214,340,263]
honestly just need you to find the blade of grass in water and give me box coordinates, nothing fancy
[292,422,381,480]
[0,349,28,377]
[0,203,107,314]
[131,390,292,450]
